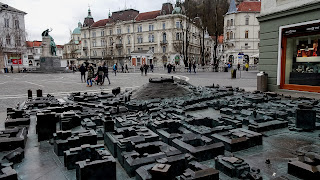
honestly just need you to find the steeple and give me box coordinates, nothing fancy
[87,7,92,18]
[227,0,237,14]
[108,9,111,18]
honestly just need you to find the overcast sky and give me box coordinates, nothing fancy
[2,0,175,45]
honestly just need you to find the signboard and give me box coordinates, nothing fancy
[283,23,320,36]
[11,59,22,65]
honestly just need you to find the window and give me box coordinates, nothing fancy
[245,31,249,39]
[230,31,233,39]
[163,33,167,42]
[176,33,182,40]
[101,30,105,37]
[92,50,97,56]
[227,20,230,27]
[227,32,230,40]
[92,32,96,38]
[102,50,106,57]
[176,21,181,29]
[4,18,9,28]
[14,20,19,29]
[163,22,165,30]
[137,36,143,44]
[138,48,142,51]
[245,17,249,25]
[138,25,142,32]
[231,19,234,26]
[109,29,113,35]
[15,36,21,46]
[258,31,260,39]
[78,37,80,41]
[6,35,10,45]
[162,46,166,53]
[84,33,87,38]
[128,48,131,54]
[149,47,154,53]
[92,40,96,47]
[101,39,105,46]
[127,36,131,44]
[118,49,122,56]
[149,24,154,31]
[127,26,130,33]
[84,40,87,47]
[149,34,154,42]
[109,38,113,45]
[117,28,121,34]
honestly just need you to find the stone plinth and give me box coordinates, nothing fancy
[39,56,62,72]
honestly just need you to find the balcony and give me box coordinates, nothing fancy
[83,47,88,51]
[160,40,168,46]
[116,44,123,49]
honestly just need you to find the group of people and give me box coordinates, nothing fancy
[188,62,197,73]
[79,63,111,87]
[140,63,154,76]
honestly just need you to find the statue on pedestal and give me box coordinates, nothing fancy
[41,28,56,56]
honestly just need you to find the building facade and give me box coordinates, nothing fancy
[223,0,260,66]
[0,2,27,72]
[63,22,82,66]
[258,0,320,93]
[78,1,207,67]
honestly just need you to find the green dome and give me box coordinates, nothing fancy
[73,27,81,34]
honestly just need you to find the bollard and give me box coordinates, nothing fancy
[257,72,268,92]
[36,89,42,97]
[27,90,32,99]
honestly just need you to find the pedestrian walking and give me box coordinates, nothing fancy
[121,65,124,73]
[237,63,240,70]
[97,63,104,85]
[150,63,154,73]
[10,65,13,73]
[188,62,192,73]
[87,65,94,87]
[173,65,176,73]
[167,63,172,74]
[102,63,110,85]
[113,63,117,76]
[125,64,129,73]
[144,64,149,76]
[245,63,249,71]
[140,64,144,76]
[79,64,86,83]
[193,62,196,73]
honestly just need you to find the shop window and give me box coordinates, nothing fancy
[284,33,320,86]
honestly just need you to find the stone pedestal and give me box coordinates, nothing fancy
[39,56,62,72]
[42,36,51,57]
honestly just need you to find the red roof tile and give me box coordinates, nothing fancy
[26,41,42,47]
[135,10,161,22]
[237,2,261,12]
[91,19,110,28]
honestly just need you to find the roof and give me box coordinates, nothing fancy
[218,35,224,44]
[135,10,161,22]
[26,41,42,47]
[91,19,110,28]
[56,45,64,49]
[0,2,27,14]
[227,0,237,14]
[237,2,261,12]
[73,27,81,34]
[111,9,139,22]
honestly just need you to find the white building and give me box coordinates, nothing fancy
[223,0,260,66]
[0,2,27,72]
[78,1,207,67]
[63,22,82,66]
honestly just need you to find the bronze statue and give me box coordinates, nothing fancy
[42,28,57,56]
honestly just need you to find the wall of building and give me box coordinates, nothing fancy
[258,1,320,91]
[261,0,320,16]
